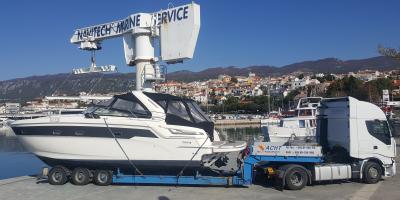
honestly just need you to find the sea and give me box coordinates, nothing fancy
[0,136,46,179]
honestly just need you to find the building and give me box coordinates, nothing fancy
[0,105,5,114]
[290,78,308,90]
[218,74,232,83]
[315,73,325,78]
[192,92,208,104]
[5,103,20,114]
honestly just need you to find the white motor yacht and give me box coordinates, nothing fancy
[263,97,321,143]
[264,116,317,143]
[11,91,247,174]
[260,111,281,126]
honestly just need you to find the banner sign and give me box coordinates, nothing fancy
[252,142,323,157]
[71,4,192,43]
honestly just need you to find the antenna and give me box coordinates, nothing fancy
[72,38,117,75]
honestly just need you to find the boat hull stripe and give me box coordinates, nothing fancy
[12,126,157,139]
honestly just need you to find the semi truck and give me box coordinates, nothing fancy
[252,96,397,190]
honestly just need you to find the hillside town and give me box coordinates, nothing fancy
[156,69,400,111]
[1,69,400,116]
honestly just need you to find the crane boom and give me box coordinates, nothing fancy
[70,3,200,91]
[70,13,143,44]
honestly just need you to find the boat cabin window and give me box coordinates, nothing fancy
[187,102,209,123]
[156,100,167,109]
[310,119,316,127]
[97,98,114,107]
[90,107,131,117]
[112,99,150,118]
[143,92,215,141]
[297,109,313,116]
[86,97,151,118]
[299,120,306,128]
[167,100,192,121]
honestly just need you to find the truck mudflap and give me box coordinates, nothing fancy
[360,158,397,179]
[383,159,396,177]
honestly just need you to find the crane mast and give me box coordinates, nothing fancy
[70,3,200,91]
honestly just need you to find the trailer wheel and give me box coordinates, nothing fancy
[285,167,308,190]
[93,170,113,186]
[48,166,68,185]
[71,168,91,185]
[363,162,382,184]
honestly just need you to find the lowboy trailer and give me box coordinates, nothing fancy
[112,147,323,189]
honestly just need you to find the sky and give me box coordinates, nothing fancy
[0,0,399,80]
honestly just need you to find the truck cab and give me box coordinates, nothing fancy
[317,97,396,179]
[253,96,397,190]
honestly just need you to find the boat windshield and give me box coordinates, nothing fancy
[165,100,211,123]
[296,109,314,116]
[143,92,215,140]
[194,102,212,121]
[167,100,193,121]
[85,97,151,118]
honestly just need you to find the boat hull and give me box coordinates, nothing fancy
[11,113,246,175]
[263,125,316,143]
[36,155,203,175]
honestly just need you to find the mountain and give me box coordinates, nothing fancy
[0,73,137,102]
[167,66,277,82]
[168,56,399,81]
[0,56,399,102]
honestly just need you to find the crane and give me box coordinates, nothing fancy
[70,3,200,91]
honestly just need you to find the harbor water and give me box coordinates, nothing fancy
[0,136,46,180]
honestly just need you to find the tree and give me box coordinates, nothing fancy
[224,96,240,111]
[252,96,270,113]
[325,74,335,81]
[283,89,300,108]
[314,73,335,83]
[326,76,367,100]
[365,78,394,102]
[325,76,394,102]
[378,45,400,61]
[230,77,238,84]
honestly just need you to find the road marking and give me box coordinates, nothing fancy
[350,182,382,200]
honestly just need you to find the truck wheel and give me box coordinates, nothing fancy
[71,168,91,185]
[93,170,113,186]
[285,167,308,190]
[48,166,68,185]
[363,162,382,184]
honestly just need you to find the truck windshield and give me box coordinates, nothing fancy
[365,120,392,145]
